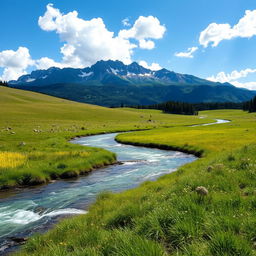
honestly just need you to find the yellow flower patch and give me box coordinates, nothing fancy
[0,152,27,168]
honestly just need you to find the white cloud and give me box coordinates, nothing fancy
[119,15,166,47]
[200,9,256,47]
[0,5,166,80]
[38,4,137,67]
[139,39,155,49]
[207,68,256,83]
[139,60,162,71]
[122,18,131,27]
[232,81,256,90]
[207,68,256,90]
[35,57,63,69]
[175,46,198,58]
[0,47,34,81]
[38,4,165,68]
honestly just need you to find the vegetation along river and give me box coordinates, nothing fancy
[0,119,229,254]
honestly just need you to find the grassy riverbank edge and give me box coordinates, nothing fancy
[115,137,204,157]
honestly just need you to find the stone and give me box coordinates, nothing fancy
[8,237,28,244]
[207,165,213,172]
[195,186,208,196]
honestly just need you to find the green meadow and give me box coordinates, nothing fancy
[15,109,256,256]
[1,87,256,255]
[116,109,256,155]
[0,86,211,189]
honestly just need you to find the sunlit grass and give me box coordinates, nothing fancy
[16,145,256,256]
[116,110,256,155]
[0,152,27,168]
[0,148,114,188]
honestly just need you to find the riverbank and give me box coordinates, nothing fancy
[15,110,256,256]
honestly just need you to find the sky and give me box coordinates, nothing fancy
[0,0,256,89]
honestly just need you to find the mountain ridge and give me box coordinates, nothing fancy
[9,60,256,106]
[10,60,225,87]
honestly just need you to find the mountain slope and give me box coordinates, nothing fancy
[12,83,255,107]
[9,60,256,106]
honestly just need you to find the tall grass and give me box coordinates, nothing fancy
[0,148,115,188]
[16,145,256,255]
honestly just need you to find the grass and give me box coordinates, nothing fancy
[15,109,256,255]
[0,86,211,188]
[0,152,26,168]
[116,110,256,156]
[2,87,256,255]
[16,145,256,256]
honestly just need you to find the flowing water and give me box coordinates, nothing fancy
[0,119,229,254]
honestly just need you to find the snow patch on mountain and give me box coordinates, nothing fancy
[79,71,93,78]
[138,73,152,77]
[110,68,120,75]
[26,78,36,82]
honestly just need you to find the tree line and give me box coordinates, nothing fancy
[119,98,256,115]
[128,101,198,115]
[193,102,243,111]
[0,81,8,86]
[243,96,256,113]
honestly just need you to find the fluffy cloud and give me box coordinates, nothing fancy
[119,15,166,47]
[38,4,136,67]
[0,47,34,81]
[38,4,165,68]
[200,10,256,47]
[207,68,256,83]
[207,68,256,90]
[139,39,155,49]
[35,57,63,69]
[231,81,256,90]
[175,46,198,58]
[0,5,166,80]
[139,60,162,71]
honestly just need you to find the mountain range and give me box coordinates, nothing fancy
[10,60,256,106]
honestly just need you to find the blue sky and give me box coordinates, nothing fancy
[0,0,256,89]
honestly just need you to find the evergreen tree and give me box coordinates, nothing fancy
[0,81,9,87]
[243,96,256,113]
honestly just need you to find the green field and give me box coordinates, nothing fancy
[1,87,256,255]
[117,109,256,155]
[15,109,256,256]
[0,86,212,189]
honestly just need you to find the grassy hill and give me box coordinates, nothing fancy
[0,86,211,189]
